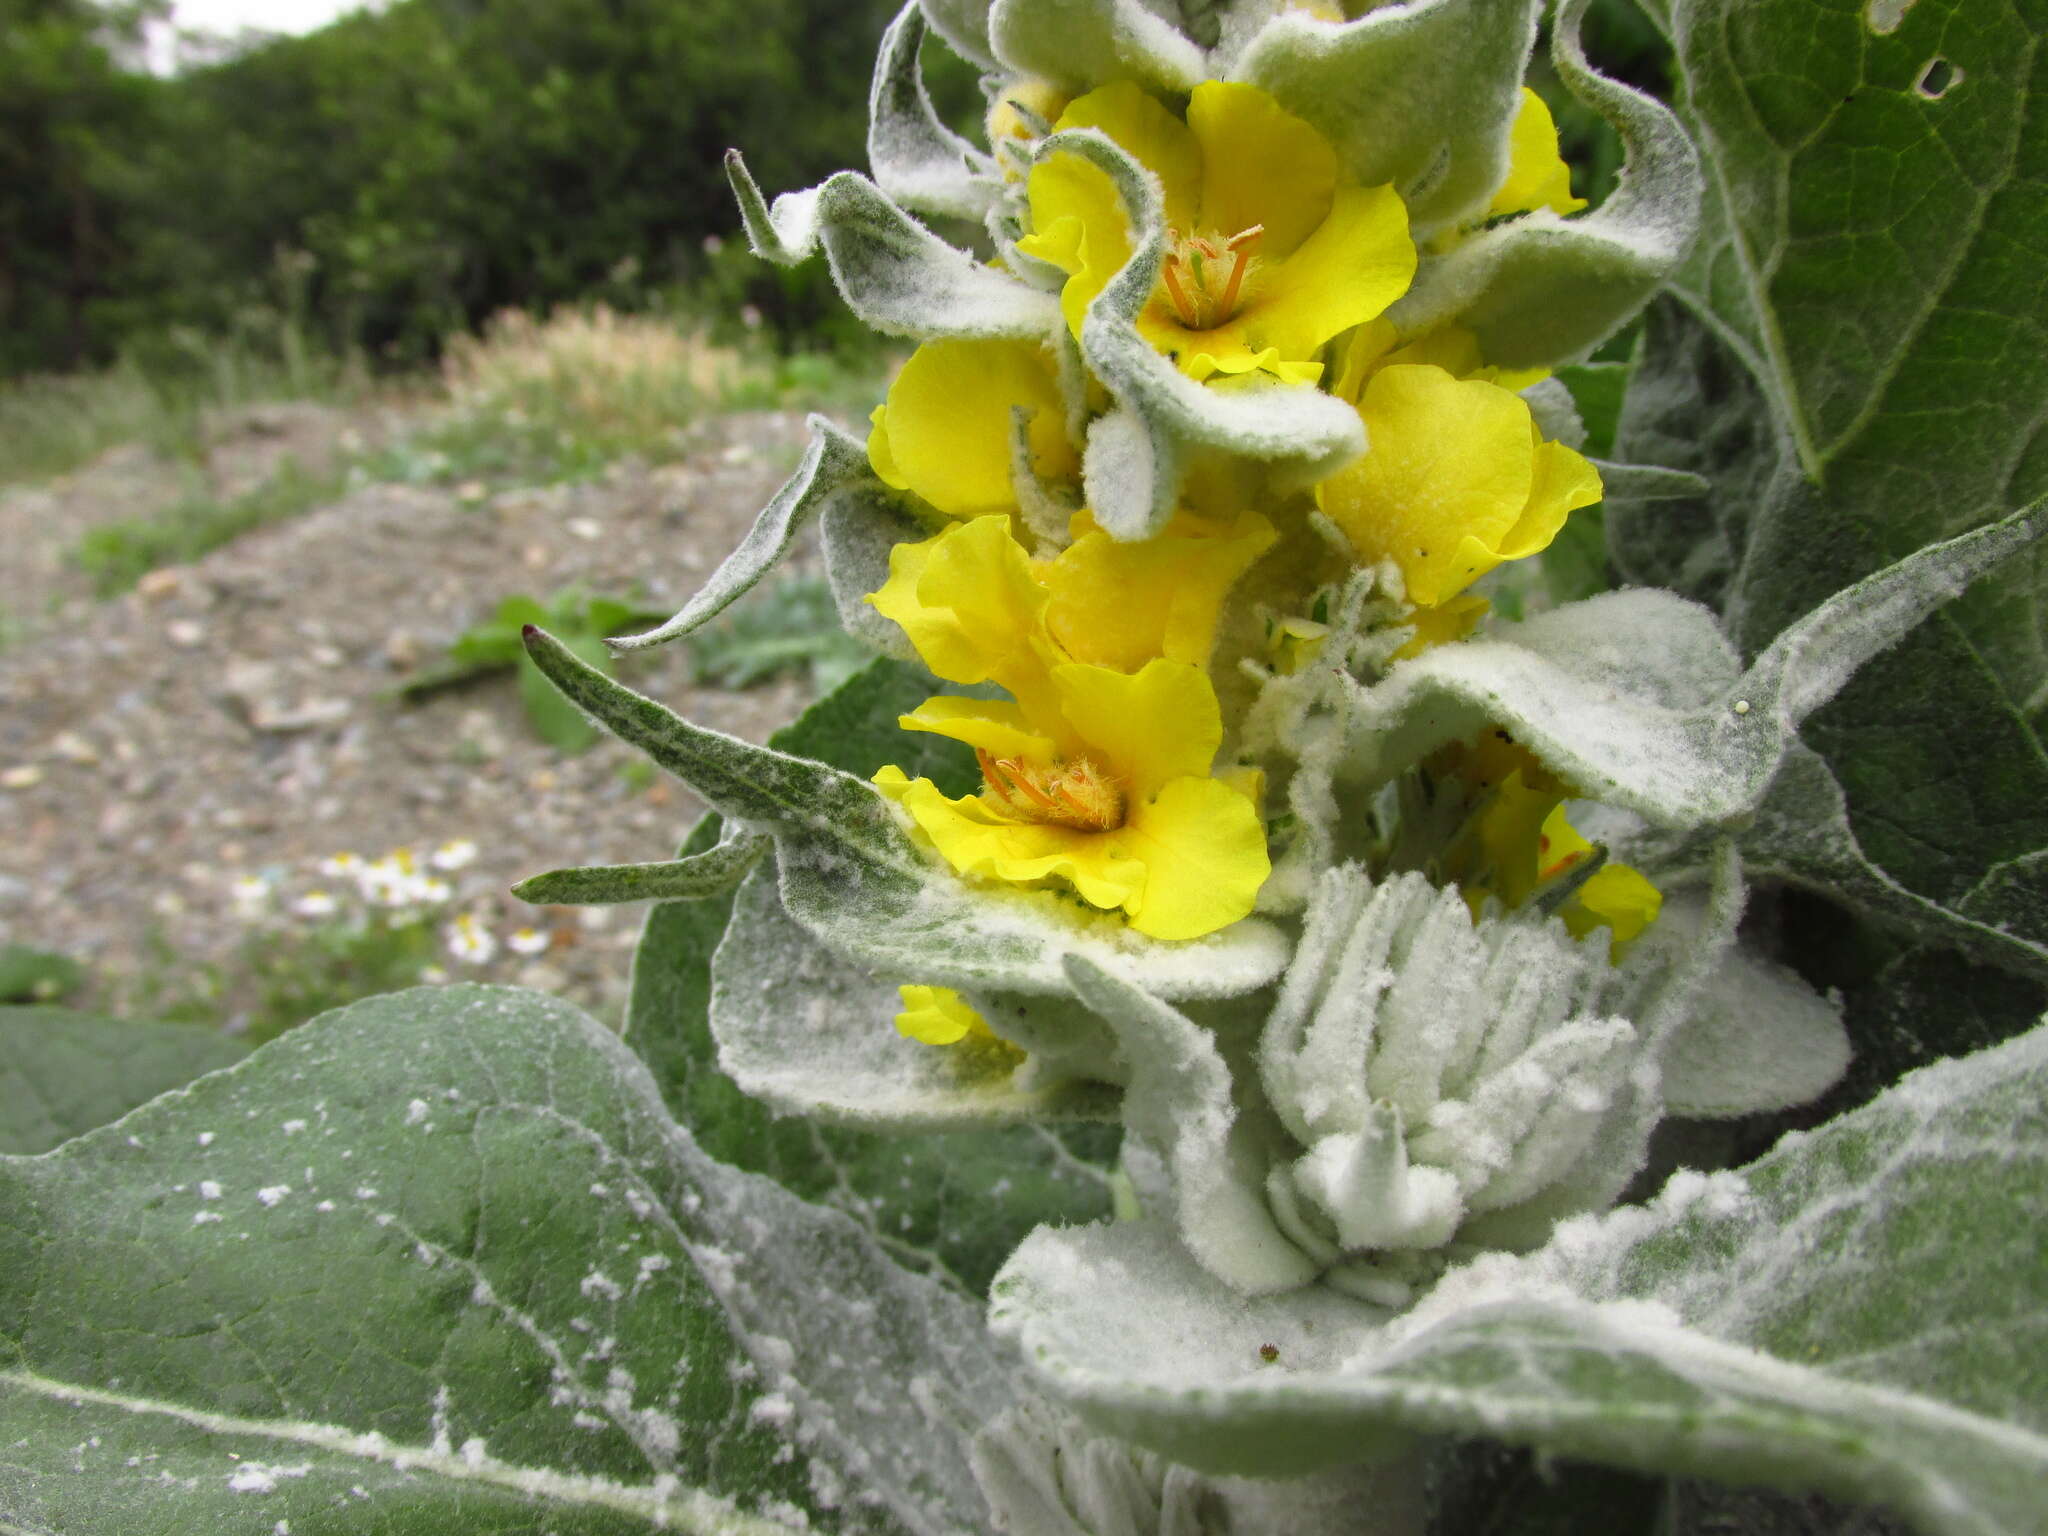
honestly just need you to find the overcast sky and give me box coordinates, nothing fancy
[145,0,376,70]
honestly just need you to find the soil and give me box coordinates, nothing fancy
[0,402,826,1030]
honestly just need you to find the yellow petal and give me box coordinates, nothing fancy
[895,984,991,1046]
[1393,592,1490,659]
[986,78,1071,150]
[1490,88,1588,221]
[875,339,1076,518]
[1330,314,1400,403]
[1122,774,1271,939]
[1185,81,1335,259]
[1473,768,1564,909]
[1537,803,1597,883]
[1503,435,1603,561]
[1050,658,1223,800]
[867,403,906,489]
[1316,364,1536,606]
[898,696,1056,759]
[1020,154,1131,337]
[1231,183,1416,365]
[1041,509,1276,670]
[868,516,1060,710]
[1056,82,1200,234]
[889,772,1148,913]
[1563,864,1664,946]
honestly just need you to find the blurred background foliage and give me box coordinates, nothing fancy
[0,0,983,382]
[2,0,1663,391]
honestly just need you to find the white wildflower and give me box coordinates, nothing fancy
[229,875,272,919]
[430,838,478,871]
[361,848,431,908]
[292,890,340,919]
[507,926,551,957]
[446,913,497,965]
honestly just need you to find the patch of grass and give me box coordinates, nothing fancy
[360,307,892,493]
[71,457,349,597]
[0,314,366,489]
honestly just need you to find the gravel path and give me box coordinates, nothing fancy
[0,406,824,1029]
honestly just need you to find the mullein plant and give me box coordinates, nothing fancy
[503,0,2048,1523]
[5,2,2045,1533]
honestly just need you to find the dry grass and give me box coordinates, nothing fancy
[440,305,765,461]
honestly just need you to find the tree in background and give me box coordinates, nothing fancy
[0,0,163,374]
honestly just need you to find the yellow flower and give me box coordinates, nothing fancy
[1040,507,1275,670]
[1315,362,1601,608]
[1533,810,1664,946]
[868,338,1080,518]
[868,516,1271,940]
[1487,88,1587,224]
[1018,80,1415,384]
[894,984,994,1045]
[1331,314,1546,399]
[1425,87,1588,262]
[1433,730,1662,949]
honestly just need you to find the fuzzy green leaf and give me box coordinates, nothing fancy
[1619,0,2048,915]
[1340,501,2046,828]
[612,421,899,655]
[991,1019,2048,1534]
[623,659,1121,1293]
[0,1008,248,1156]
[869,3,997,222]
[0,985,1037,1534]
[514,832,771,907]
[987,0,1206,96]
[727,154,1057,341]
[1386,0,1702,368]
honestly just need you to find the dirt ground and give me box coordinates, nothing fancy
[0,403,824,1028]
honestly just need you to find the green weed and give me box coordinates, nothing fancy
[687,574,871,696]
[71,457,349,597]
[400,587,669,753]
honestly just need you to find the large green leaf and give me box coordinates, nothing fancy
[623,658,1120,1294]
[991,1018,2048,1535]
[1614,0,2048,916]
[0,1007,248,1156]
[0,985,1017,1534]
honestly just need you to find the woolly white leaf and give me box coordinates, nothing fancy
[1387,0,1702,367]
[1658,939,1849,1118]
[870,4,998,223]
[917,0,998,69]
[1064,956,1321,1294]
[969,1396,1417,1536]
[612,420,880,653]
[991,1021,2048,1534]
[822,491,924,661]
[1232,0,1539,233]
[710,864,1118,1128]
[988,0,1208,96]
[513,829,771,906]
[1042,128,1366,538]
[727,154,1057,340]
[1340,502,2048,827]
